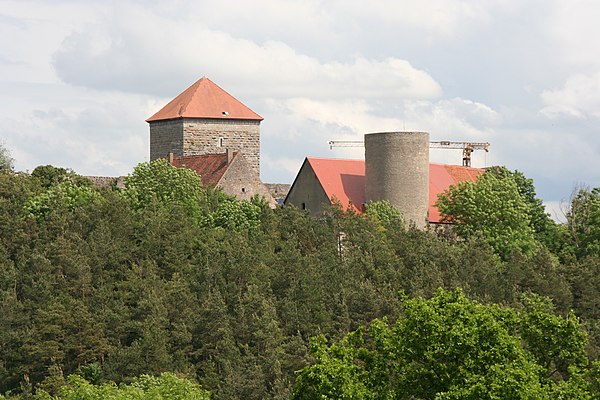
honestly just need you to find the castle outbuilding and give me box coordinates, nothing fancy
[170,151,276,207]
[284,132,484,226]
[147,77,263,174]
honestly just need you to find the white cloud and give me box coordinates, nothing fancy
[256,96,500,181]
[0,1,100,83]
[261,153,304,180]
[541,71,600,118]
[0,81,151,176]
[334,0,492,39]
[272,97,498,140]
[51,4,442,100]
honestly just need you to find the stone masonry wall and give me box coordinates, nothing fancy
[219,153,276,207]
[365,131,429,229]
[150,120,184,161]
[182,118,260,175]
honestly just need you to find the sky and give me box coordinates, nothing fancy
[2,0,600,220]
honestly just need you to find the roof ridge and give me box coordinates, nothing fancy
[308,156,364,161]
[146,77,263,122]
[179,78,202,117]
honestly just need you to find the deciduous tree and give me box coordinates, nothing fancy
[36,373,210,400]
[293,289,592,399]
[436,169,537,258]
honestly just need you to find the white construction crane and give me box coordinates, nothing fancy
[327,140,490,167]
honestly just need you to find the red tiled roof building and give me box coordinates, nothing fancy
[285,157,483,223]
[285,132,487,226]
[169,150,276,207]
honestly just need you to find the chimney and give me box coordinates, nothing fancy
[167,152,174,164]
[226,148,234,164]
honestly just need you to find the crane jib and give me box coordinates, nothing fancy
[327,140,490,167]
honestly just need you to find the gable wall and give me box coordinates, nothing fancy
[284,161,330,214]
[218,154,276,207]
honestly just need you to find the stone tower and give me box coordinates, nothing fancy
[146,77,263,174]
[365,131,430,228]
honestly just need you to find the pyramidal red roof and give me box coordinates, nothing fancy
[306,158,484,223]
[171,153,236,187]
[147,77,263,122]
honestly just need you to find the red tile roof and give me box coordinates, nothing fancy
[171,153,236,187]
[147,77,263,122]
[307,158,366,213]
[306,157,484,223]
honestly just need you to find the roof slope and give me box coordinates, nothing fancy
[306,158,484,222]
[171,153,235,187]
[147,77,263,122]
[307,158,366,213]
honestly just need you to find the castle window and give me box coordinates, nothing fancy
[218,137,224,147]
[301,202,306,210]
[241,188,246,193]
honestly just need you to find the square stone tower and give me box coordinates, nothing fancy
[146,77,263,174]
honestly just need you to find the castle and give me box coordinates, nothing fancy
[147,77,262,173]
[144,77,483,225]
[146,77,276,205]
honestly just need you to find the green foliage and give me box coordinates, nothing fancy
[31,166,91,189]
[364,199,404,231]
[211,198,261,231]
[293,289,591,399]
[436,168,538,258]
[23,180,99,222]
[36,373,210,400]
[488,166,565,253]
[123,159,205,219]
[567,187,600,258]
[1,162,600,399]
[487,167,551,233]
[519,293,588,380]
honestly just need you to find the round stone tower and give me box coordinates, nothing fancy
[365,131,430,228]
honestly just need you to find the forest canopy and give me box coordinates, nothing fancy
[1,159,600,399]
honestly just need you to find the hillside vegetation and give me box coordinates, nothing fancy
[1,160,600,399]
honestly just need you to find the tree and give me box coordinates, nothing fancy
[31,165,91,189]
[487,167,549,232]
[0,142,13,172]
[364,200,404,231]
[23,180,99,222]
[123,159,206,220]
[436,169,537,258]
[292,289,592,399]
[211,198,261,231]
[36,373,210,399]
[567,186,600,258]
[487,166,565,253]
